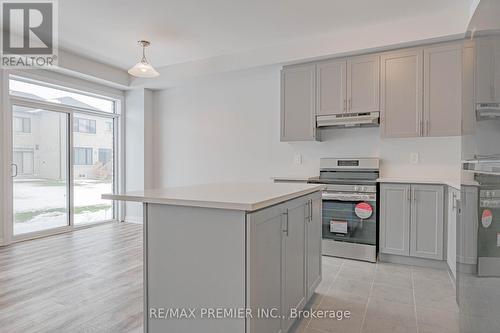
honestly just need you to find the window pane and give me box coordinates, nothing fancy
[10,78,115,113]
[23,118,31,133]
[73,113,114,224]
[12,105,69,235]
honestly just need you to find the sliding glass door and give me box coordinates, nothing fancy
[12,105,70,235]
[73,113,115,225]
[9,75,120,239]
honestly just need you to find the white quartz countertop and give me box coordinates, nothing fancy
[102,182,324,211]
[377,178,461,190]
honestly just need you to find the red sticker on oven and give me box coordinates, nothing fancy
[355,202,373,219]
[482,209,493,228]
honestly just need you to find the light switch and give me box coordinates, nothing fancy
[294,154,302,165]
[410,153,419,164]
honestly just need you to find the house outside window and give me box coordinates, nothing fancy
[98,148,112,164]
[105,121,112,132]
[74,117,96,134]
[14,117,31,133]
[74,147,93,165]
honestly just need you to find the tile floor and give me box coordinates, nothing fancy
[293,256,459,333]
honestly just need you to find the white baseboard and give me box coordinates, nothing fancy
[379,253,448,270]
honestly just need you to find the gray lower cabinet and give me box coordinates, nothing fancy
[380,183,444,260]
[410,184,444,260]
[282,199,307,333]
[280,64,318,142]
[380,183,411,256]
[247,206,284,333]
[458,186,478,266]
[247,193,322,333]
[306,197,322,300]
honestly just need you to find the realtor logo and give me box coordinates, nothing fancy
[1,0,58,67]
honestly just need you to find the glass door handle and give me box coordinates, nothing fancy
[11,163,18,177]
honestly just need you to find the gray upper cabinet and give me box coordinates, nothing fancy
[380,183,411,256]
[381,48,423,138]
[306,198,322,300]
[347,55,380,113]
[380,183,445,261]
[462,41,476,135]
[475,36,500,103]
[281,64,317,142]
[410,184,444,260]
[316,56,379,116]
[316,59,347,115]
[423,43,462,137]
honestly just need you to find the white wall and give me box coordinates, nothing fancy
[124,88,154,223]
[153,65,461,187]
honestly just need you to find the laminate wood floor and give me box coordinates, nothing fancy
[0,222,143,333]
[0,222,458,333]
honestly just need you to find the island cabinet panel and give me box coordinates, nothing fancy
[282,200,307,333]
[380,48,423,138]
[247,192,322,333]
[145,204,247,333]
[247,206,285,333]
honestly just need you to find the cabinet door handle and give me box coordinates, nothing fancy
[309,199,313,222]
[283,211,289,236]
[348,98,352,111]
[412,188,416,203]
[419,120,423,136]
[343,99,346,112]
[406,188,410,202]
[426,120,430,136]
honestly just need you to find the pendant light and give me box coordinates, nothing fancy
[128,40,160,78]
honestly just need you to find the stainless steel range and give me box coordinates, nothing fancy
[308,158,379,262]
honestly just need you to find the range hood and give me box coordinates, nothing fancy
[316,112,380,128]
[477,103,500,119]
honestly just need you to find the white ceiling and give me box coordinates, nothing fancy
[59,0,474,72]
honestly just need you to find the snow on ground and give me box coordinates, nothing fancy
[13,178,114,235]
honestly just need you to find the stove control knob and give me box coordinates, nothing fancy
[361,186,367,192]
[354,186,360,191]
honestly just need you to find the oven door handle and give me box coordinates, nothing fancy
[322,194,376,202]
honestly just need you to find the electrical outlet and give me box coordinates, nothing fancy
[294,154,302,165]
[410,153,419,164]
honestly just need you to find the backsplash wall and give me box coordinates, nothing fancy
[152,65,460,187]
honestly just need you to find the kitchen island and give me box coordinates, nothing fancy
[103,182,324,333]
